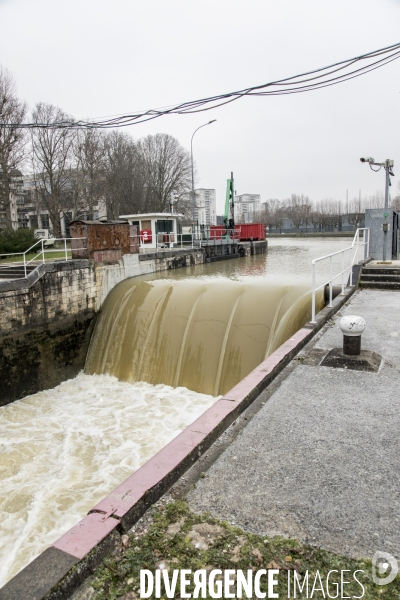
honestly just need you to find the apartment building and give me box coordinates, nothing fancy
[234,194,261,223]
[1,171,106,236]
[0,168,24,231]
[194,188,217,226]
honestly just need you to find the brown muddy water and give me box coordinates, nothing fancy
[0,237,352,587]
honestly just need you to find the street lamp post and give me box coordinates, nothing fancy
[360,157,395,261]
[191,120,216,227]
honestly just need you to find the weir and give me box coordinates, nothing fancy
[0,237,357,594]
[86,278,324,396]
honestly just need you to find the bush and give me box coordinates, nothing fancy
[0,228,37,254]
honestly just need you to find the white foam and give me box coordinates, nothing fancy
[0,373,217,587]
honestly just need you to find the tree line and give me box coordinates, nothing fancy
[0,67,193,233]
[262,191,400,233]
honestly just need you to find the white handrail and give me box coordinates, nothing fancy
[136,228,241,251]
[0,237,87,279]
[311,228,370,323]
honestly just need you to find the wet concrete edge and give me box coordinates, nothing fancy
[0,265,365,600]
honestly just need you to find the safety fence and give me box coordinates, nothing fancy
[137,228,241,251]
[0,237,88,279]
[311,227,370,323]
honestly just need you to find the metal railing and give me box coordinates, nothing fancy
[0,237,87,279]
[138,228,241,251]
[311,228,370,323]
[137,232,194,251]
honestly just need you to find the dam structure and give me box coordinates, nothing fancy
[86,278,317,397]
[0,221,267,406]
[0,235,368,596]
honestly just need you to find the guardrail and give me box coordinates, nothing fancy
[138,228,241,251]
[0,237,87,279]
[311,227,370,323]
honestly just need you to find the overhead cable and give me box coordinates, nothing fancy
[3,41,400,129]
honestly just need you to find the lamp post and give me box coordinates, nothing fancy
[191,120,216,227]
[360,157,395,261]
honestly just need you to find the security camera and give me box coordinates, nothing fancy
[360,157,375,163]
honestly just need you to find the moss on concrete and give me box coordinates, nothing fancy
[91,501,400,599]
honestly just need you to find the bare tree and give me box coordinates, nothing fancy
[310,210,321,232]
[392,182,400,212]
[347,197,364,231]
[365,191,384,210]
[288,194,308,231]
[31,103,75,234]
[0,67,27,229]
[72,128,106,219]
[260,201,272,230]
[317,199,340,232]
[262,199,286,232]
[102,130,138,219]
[138,133,192,214]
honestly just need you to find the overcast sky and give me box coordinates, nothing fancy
[1,0,399,213]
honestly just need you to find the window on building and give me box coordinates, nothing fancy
[155,220,173,234]
[40,214,50,229]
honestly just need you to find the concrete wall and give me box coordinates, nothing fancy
[0,262,98,406]
[0,264,97,333]
[0,248,211,405]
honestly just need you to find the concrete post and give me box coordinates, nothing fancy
[340,315,366,356]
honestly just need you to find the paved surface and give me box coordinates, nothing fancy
[187,289,400,560]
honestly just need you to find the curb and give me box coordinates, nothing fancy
[0,283,358,600]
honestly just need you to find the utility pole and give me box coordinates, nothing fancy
[190,120,217,227]
[383,160,391,261]
[360,157,395,262]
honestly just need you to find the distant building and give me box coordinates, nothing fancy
[234,194,261,223]
[1,171,107,236]
[0,168,24,231]
[194,188,217,226]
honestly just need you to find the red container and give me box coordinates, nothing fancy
[238,223,265,241]
[209,226,224,239]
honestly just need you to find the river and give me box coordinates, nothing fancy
[0,236,354,587]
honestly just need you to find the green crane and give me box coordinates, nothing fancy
[224,171,235,234]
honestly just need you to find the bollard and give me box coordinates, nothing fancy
[339,315,366,356]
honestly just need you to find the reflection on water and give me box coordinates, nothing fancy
[136,237,356,286]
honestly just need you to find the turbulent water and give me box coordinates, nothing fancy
[0,238,349,587]
[0,374,217,587]
[86,278,322,396]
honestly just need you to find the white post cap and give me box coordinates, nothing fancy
[339,315,366,337]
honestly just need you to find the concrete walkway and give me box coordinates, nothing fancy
[187,289,400,560]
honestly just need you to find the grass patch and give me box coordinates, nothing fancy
[91,501,400,599]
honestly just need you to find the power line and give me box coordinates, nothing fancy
[3,41,400,129]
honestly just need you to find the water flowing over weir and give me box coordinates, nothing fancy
[86,278,322,396]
